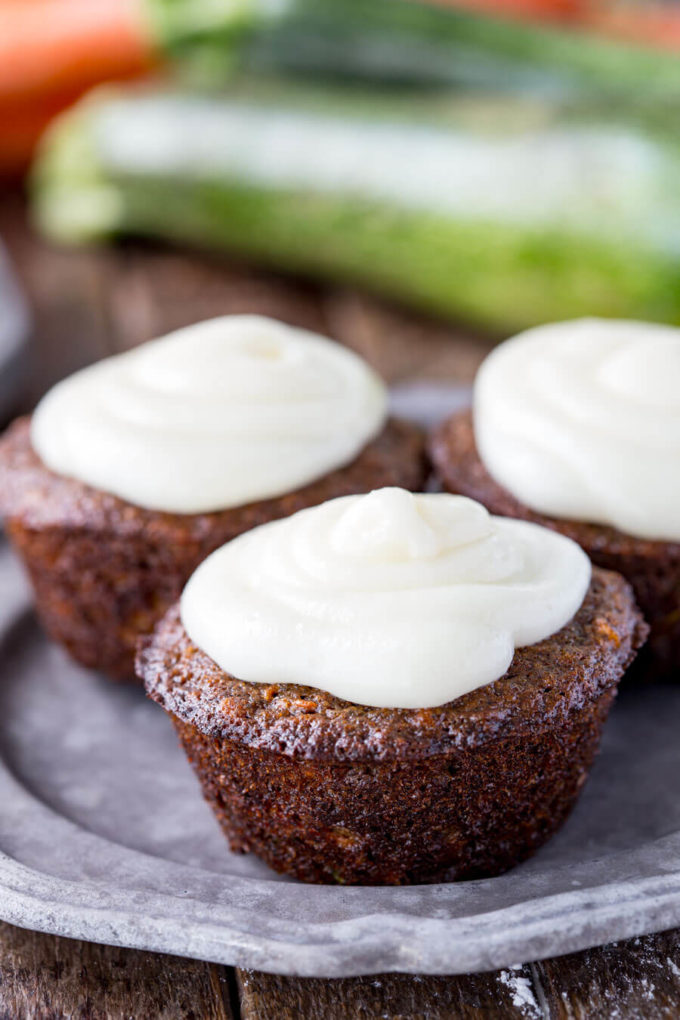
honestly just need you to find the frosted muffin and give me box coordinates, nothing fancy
[431,319,680,677]
[139,488,646,885]
[0,316,427,680]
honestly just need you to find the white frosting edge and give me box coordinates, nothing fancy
[180,489,592,709]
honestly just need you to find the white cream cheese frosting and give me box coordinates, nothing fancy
[474,318,680,542]
[180,488,591,709]
[30,315,387,513]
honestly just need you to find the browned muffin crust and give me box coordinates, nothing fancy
[0,416,428,680]
[430,410,680,676]
[171,697,613,884]
[140,569,645,761]
[138,570,646,884]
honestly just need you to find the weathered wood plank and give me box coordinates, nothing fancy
[0,921,233,1020]
[323,289,494,386]
[532,927,680,1020]
[1,193,116,409]
[102,243,330,355]
[237,965,542,1020]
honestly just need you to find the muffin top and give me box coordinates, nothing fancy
[474,318,680,542]
[139,489,645,760]
[139,565,645,762]
[431,409,680,562]
[0,415,425,541]
[178,488,591,709]
[30,314,387,514]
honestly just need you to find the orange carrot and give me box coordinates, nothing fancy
[0,0,156,174]
[431,0,680,43]
[584,4,680,51]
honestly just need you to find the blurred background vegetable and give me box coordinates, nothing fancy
[7,0,680,332]
[6,0,680,176]
[0,0,156,175]
[150,0,680,117]
[33,79,680,331]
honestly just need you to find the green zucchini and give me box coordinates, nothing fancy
[146,0,680,116]
[32,79,680,331]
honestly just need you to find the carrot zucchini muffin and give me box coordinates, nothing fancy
[430,318,680,677]
[0,316,427,680]
[138,488,646,885]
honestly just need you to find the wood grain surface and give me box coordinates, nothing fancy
[1,189,679,1019]
[2,923,680,1019]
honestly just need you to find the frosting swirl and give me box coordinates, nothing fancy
[31,315,387,513]
[474,318,680,541]
[180,488,591,709]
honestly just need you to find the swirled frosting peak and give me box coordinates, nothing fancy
[30,315,387,513]
[180,488,591,708]
[474,318,680,541]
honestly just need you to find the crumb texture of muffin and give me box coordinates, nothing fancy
[431,409,680,677]
[0,415,427,680]
[139,567,646,885]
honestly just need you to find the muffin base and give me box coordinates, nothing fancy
[430,410,680,679]
[173,690,613,884]
[0,416,428,681]
[140,568,646,884]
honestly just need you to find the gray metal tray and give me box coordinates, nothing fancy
[1,385,679,976]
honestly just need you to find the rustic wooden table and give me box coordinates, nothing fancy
[1,191,679,1019]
